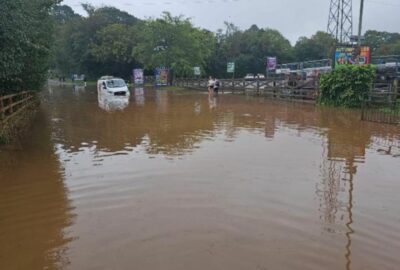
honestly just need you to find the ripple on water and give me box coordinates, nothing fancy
[1,87,400,270]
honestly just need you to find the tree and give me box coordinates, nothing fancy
[376,41,400,56]
[208,24,293,77]
[51,4,80,25]
[294,31,337,61]
[89,24,140,77]
[364,30,400,53]
[133,12,214,77]
[51,4,141,79]
[0,0,61,93]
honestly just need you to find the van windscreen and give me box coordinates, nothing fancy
[106,79,126,88]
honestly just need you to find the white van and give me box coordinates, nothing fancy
[98,90,129,111]
[97,76,130,96]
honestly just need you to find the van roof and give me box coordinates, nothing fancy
[99,76,114,80]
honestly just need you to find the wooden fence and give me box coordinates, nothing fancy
[0,91,36,125]
[175,78,400,125]
[173,77,319,101]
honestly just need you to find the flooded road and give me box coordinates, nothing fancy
[1,85,400,270]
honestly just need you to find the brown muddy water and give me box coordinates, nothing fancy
[1,85,400,270]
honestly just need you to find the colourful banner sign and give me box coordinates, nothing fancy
[267,57,277,71]
[335,47,371,67]
[155,68,168,86]
[133,69,144,85]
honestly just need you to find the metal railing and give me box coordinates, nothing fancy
[361,81,400,125]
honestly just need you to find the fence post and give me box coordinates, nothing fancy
[0,97,4,120]
[394,79,399,118]
[9,96,13,114]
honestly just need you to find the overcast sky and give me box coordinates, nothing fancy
[62,0,400,44]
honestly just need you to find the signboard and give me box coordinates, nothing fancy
[350,35,365,43]
[73,74,85,81]
[193,67,201,76]
[335,46,371,67]
[266,57,277,71]
[227,62,235,73]
[155,67,168,86]
[133,69,144,85]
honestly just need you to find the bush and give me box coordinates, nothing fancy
[318,65,376,108]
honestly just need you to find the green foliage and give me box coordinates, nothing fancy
[91,24,137,63]
[0,0,60,94]
[48,4,400,82]
[51,5,79,24]
[207,24,293,78]
[319,65,376,108]
[133,12,214,77]
[51,4,141,79]
[364,30,400,54]
[295,31,336,61]
[375,40,400,56]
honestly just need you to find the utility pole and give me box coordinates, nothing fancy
[358,0,364,46]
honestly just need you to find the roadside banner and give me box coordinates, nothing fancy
[335,47,371,67]
[227,62,235,73]
[133,69,144,85]
[267,57,277,71]
[155,67,168,86]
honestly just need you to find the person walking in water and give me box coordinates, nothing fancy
[213,78,220,95]
[208,76,215,94]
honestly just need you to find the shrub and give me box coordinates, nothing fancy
[318,65,376,108]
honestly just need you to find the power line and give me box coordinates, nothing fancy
[367,0,400,8]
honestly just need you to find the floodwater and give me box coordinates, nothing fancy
[1,85,400,270]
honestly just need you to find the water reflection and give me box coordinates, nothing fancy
[208,93,218,110]
[98,89,129,111]
[134,87,145,106]
[1,85,399,270]
[0,110,74,270]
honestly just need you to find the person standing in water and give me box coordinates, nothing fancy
[208,76,215,94]
[213,78,220,94]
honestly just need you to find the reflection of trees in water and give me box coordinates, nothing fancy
[313,109,400,270]
[46,88,218,156]
[317,146,344,229]
[0,109,74,270]
[32,86,400,268]
[316,110,366,236]
[45,86,400,160]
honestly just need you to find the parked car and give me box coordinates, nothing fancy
[256,74,265,79]
[244,73,254,80]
